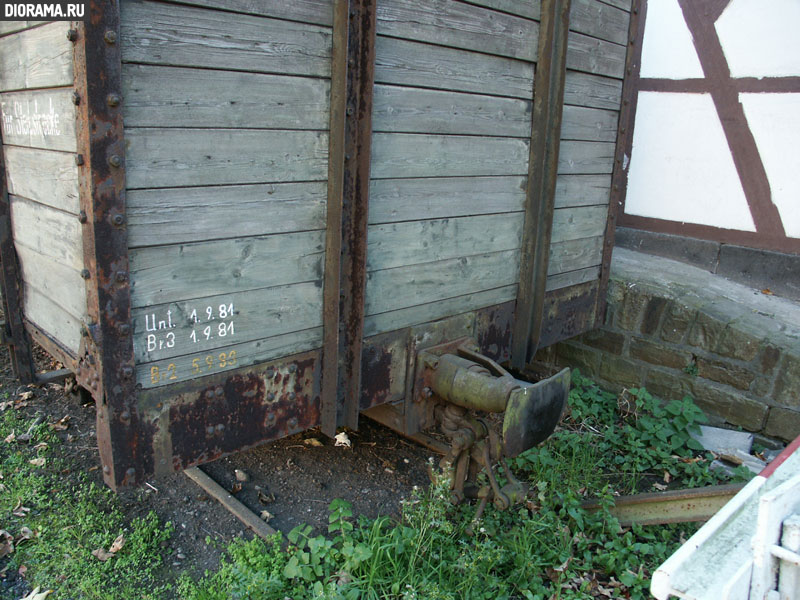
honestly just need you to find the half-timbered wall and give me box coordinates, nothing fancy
[122,0,335,388]
[0,21,86,354]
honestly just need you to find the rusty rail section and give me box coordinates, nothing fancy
[321,0,378,436]
[73,1,142,489]
[512,0,572,370]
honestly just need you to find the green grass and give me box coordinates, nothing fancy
[0,405,174,599]
[2,373,755,599]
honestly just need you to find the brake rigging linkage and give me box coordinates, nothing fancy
[418,343,570,523]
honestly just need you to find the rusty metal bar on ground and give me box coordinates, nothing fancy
[321,0,378,436]
[581,483,746,527]
[511,0,572,370]
[184,467,278,540]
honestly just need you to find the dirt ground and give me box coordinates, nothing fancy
[0,342,433,591]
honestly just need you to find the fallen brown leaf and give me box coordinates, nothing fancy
[109,534,125,554]
[761,288,773,295]
[20,586,52,600]
[17,527,33,542]
[303,437,323,447]
[663,471,672,483]
[33,442,48,451]
[653,483,668,492]
[0,530,14,558]
[258,490,275,505]
[92,548,114,562]
[260,510,273,522]
[19,391,34,401]
[234,469,249,482]
[29,458,46,468]
[230,482,242,494]
[48,416,70,431]
[4,432,15,444]
[12,500,31,517]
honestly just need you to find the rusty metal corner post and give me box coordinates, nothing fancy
[511,0,572,371]
[321,0,377,437]
[73,1,143,489]
[596,0,645,328]
[0,129,35,383]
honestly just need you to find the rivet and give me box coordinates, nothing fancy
[118,323,130,336]
[66,29,78,42]
[288,364,297,374]
[80,269,90,279]
[112,213,125,226]
[120,410,130,421]
[214,386,224,397]
[115,271,128,283]
[75,154,84,166]
[126,467,136,478]
[104,30,117,44]
[109,155,122,168]
[107,93,121,107]
[78,210,87,223]
[122,366,133,378]
[288,392,296,401]
[72,91,81,105]
[345,153,351,160]
[346,106,354,116]
[267,392,275,401]
[103,465,111,474]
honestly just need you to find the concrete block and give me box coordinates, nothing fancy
[716,325,761,362]
[644,368,694,402]
[759,345,781,375]
[764,407,800,442]
[580,328,625,355]
[660,303,696,344]
[686,311,726,350]
[772,353,800,409]
[617,286,650,331]
[600,355,643,389]
[691,424,754,454]
[556,341,601,376]
[696,357,756,391]
[630,337,692,369]
[691,380,768,431]
[641,297,669,336]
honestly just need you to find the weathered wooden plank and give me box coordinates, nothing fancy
[3,145,79,213]
[122,65,330,130]
[132,282,323,363]
[558,141,615,174]
[120,1,332,78]
[135,326,322,388]
[561,104,618,142]
[363,284,518,337]
[566,30,627,79]
[0,88,76,151]
[0,22,40,36]
[130,230,325,307]
[365,249,519,315]
[15,243,86,320]
[552,205,608,242]
[166,0,334,27]
[0,22,73,92]
[22,284,82,354]
[545,265,600,291]
[554,174,611,208]
[372,84,531,137]
[127,182,327,248]
[125,128,329,189]
[377,0,538,61]
[547,235,603,275]
[370,133,529,179]
[598,0,632,13]
[569,0,629,46]
[10,195,83,270]
[367,212,524,271]
[564,70,623,110]
[461,0,540,21]
[375,36,534,99]
[369,175,526,224]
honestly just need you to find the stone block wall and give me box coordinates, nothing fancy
[535,273,800,443]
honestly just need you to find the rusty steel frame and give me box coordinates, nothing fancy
[597,0,644,327]
[511,0,572,370]
[321,0,378,436]
[73,1,141,489]
[0,128,35,383]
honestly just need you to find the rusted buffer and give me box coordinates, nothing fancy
[0,0,637,489]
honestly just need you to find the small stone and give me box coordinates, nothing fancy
[234,469,249,482]
[177,553,186,560]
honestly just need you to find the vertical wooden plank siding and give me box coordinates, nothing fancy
[511,0,572,369]
[73,3,140,489]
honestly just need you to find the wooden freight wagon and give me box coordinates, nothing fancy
[0,0,635,488]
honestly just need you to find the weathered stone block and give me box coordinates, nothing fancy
[580,328,625,355]
[764,407,800,442]
[644,368,694,402]
[600,355,643,389]
[555,342,601,376]
[640,297,669,336]
[616,287,650,331]
[629,337,692,370]
[751,376,774,399]
[686,311,726,350]
[691,380,768,431]
[759,345,781,375]
[716,325,761,362]
[660,303,696,344]
[696,357,756,391]
[772,352,800,409]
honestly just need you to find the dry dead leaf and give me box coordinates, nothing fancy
[109,534,125,554]
[3,432,15,444]
[12,500,30,517]
[92,547,114,562]
[761,288,774,295]
[48,416,70,431]
[303,437,323,447]
[19,391,34,401]
[334,432,351,448]
[234,469,249,482]
[0,530,14,558]
[29,458,46,467]
[663,471,672,483]
[653,482,668,492]
[20,585,53,600]
[259,510,273,522]
[230,482,242,494]
[258,490,275,505]
[18,527,33,542]
[33,442,48,451]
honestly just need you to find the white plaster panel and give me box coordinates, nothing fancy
[640,0,704,79]
[717,0,800,78]
[625,92,755,231]
[741,93,800,238]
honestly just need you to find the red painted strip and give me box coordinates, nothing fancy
[759,434,800,478]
